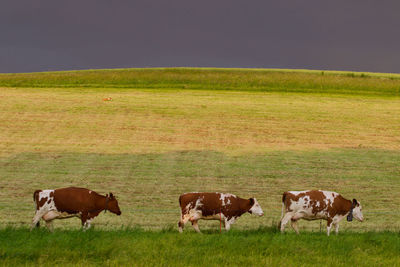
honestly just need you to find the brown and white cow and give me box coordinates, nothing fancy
[279,190,363,236]
[32,187,121,230]
[178,192,264,233]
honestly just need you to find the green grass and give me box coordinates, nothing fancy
[1,228,399,266]
[1,67,400,96]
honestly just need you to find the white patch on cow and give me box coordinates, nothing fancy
[219,193,236,206]
[316,201,320,207]
[185,203,192,212]
[184,198,204,219]
[89,191,92,194]
[249,198,264,216]
[37,190,57,212]
[322,191,337,207]
[289,197,309,212]
[194,198,203,209]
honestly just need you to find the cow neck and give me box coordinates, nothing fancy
[346,198,355,221]
[344,198,353,213]
[237,198,251,215]
[88,195,108,214]
[104,196,109,213]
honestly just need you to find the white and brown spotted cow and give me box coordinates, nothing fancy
[279,190,363,236]
[32,187,121,230]
[178,192,264,233]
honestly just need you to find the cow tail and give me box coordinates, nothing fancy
[179,196,182,207]
[178,195,183,215]
[277,192,287,230]
[281,192,287,219]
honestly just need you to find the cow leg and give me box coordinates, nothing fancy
[31,211,45,230]
[178,220,184,233]
[280,212,293,232]
[191,220,201,233]
[84,219,92,229]
[178,213,191,233]
[334,223,339,235]
[224,217,235,231]
[290,219,299,234]
[188,212,202,233]
[45,220,54,232]
[80,212,89,230]
[224,221,231,231]
[85,212,99,230]
[290,213,303,234]
[42,211,60,232]
[326,219,333,236]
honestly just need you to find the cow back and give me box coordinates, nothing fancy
[54,187,101,213]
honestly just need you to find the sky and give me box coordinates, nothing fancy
[1,0,400,73]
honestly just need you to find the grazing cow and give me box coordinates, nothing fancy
[32,187,121,230]
[279,190,363,236]
[178,192,264,233]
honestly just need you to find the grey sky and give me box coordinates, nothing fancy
[1,0,399,73]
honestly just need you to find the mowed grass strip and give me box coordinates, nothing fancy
[1,150,399,231]
[0,228,400,266]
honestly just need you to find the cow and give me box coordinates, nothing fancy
[178,192,264,233]
[279,190,363,236]
[31,187,121,230]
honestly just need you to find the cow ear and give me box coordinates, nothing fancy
[249,198,255,206]
[110,193,114,199]
[352,199,357,206]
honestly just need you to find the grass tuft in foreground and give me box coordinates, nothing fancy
[0,227,399,266]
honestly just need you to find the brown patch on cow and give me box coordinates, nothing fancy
[38,197,48,209]
[329,195,352,217]
[33,190,42,210]
[47,199,51,204]
[307,191,329,214]
[49,191,54,198]
[52,187,121,216]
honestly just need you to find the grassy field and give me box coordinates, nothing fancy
[1,228,400,266]
[0,68,399,265]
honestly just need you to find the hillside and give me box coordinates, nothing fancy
[0,68,399,233]
[1,67,400,96]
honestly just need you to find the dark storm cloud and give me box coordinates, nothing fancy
[1,0,400,73]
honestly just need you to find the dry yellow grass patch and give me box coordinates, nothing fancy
[0,88,399,156]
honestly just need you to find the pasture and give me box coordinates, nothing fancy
[0,68,399,265]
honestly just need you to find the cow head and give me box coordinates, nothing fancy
[351,199,363,222]
[106,193,122,215]
[248,198,264,216]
